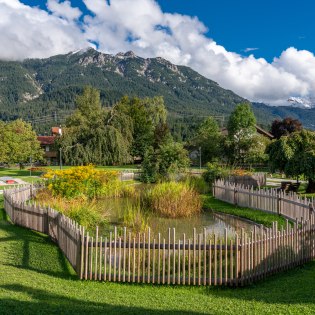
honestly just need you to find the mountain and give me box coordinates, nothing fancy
[0,48,314,138]
[286,97,315,109]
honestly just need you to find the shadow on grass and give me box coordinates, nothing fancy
[0,221,75,280]
[204,260,315,306]
[0,168,42,177]
[0,284,204,315]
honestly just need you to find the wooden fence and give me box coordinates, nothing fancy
[3,185,315,286]
[3,185,82,274]
[213,179,314,221]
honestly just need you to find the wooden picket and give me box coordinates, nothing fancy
[3,184,315,287]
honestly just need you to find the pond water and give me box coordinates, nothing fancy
[97,197,256,239]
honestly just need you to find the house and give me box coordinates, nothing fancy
[221,125,274,140]
[37,127,61,165]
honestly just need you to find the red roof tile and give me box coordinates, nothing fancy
[37,136,55,145]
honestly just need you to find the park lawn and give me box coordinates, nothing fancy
[42,165,140,171]
[202,195,289,228]
[1,196,315,314]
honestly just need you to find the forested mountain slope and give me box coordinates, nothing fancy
[0,48,313,137]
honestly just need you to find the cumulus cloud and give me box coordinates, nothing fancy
[0,0,315,105]
[47,0,82,21]
[0,0,86,60]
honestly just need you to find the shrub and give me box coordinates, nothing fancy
[203,162,229,186]
[42,166,122,199]
[182,175,210,194]
[144,181,201,218]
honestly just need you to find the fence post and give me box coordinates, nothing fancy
[309,203,314,220]
[234,188,238,206]
[277,194,281,215]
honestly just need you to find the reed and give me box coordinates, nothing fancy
[35,189,107,230]
[122,199,149,233]
[144,181,201,218]
[183,175,210,194]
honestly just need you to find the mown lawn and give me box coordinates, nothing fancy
[202,195,289,228]
[0,196,315,314]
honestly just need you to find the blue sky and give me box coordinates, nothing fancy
[2,0,315,105]
[158,0,315,62]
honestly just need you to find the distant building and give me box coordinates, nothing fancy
[37,127,61,165]
[221,125,274,140]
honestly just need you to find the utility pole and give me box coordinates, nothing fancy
[59,126,62,170]
[199,146,202,170]
[59,148,62,170]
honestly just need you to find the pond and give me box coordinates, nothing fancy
[97,197,256,240]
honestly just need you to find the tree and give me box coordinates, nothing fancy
[193,116,222,164]
[0,119,43,165]
[267,130,315,192]
[246,134,270,165]
[226,103,257,164]
[141,141,190,183]
[118,96,169,160]
[271,117,302,139]
[61,87,133,165]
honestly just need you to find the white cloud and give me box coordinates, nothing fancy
[243,48,259,53]
[0,0,315,105]
[47,0,82,21]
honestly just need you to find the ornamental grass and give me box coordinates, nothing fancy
[145,181,201,218]
[35,189,107,230]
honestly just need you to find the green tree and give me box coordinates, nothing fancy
[118,96,169,160]
[61,87,133,165]
[267,130,315,192]
[193,116,222,164]
[226,103,257,164]
[0,119,43,165]
[141,141,190,183]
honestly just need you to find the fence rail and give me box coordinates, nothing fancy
[3,184,315,286]
[213,179,314,221]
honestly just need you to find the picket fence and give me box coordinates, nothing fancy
[213,179,314,221]
[3,184,315,286]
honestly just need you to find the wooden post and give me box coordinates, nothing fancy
[234,188,238,206]
[277,194,281,215]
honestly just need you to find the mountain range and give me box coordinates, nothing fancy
[0,47,315,138]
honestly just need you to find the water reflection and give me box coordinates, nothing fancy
[98,198,255,239]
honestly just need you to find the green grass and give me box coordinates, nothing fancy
[41,165,140,171]
[202,195,289,228]
[1,196,315,314]
[0,168,43,186]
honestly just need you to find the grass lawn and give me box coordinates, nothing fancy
[202,195,289,228]
[42,165,140,171]
[1,196,315,314]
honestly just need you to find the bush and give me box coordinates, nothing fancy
[182,175,210,194]
[141,142,190,183]
[144,181,201,218]
[203,162,229,186]
[42,166,123,199]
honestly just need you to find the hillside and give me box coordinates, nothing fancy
[0,48,314,137]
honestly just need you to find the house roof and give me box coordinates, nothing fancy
[255,125,274,139]
[221,125,274,140]
[51,127,61,135]
[37,136,55,145]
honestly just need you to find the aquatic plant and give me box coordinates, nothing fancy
[144,181,201,218]
[35,189,107,231]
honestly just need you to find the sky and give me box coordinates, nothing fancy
[0,0,315,106]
